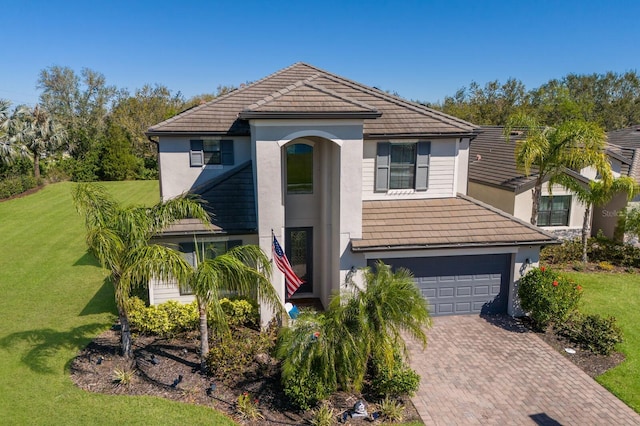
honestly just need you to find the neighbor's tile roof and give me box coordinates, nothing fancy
[351,196,556,251]
[147,62,475,137]
[469,126,632,192]
[608,125,640,181]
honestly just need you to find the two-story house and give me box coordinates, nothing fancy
[146,63,555,319]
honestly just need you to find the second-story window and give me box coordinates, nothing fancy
[190,139,234,167]
[375,141,430,192]
[286,143,313,194]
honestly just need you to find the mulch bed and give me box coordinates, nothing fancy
[70,328,421,425]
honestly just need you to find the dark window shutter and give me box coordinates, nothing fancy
[375,142,390,192]
[190,140,204,167]
[178,242,196,266]
[227,240,242,249]
[415,141,430,191]
[221,140,234,165]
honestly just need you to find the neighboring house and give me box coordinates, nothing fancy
[146,63,556,319]
[468,127,633,240]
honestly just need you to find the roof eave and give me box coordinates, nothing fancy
[364,131,477,139]
[145,130,249,137]
[351,239,559,253]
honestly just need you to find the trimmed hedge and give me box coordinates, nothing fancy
[541,237,640,268]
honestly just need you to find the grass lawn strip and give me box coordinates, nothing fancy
[565,271,640,413]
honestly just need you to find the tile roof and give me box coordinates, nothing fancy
[607,125,640,181]
[469,126,632,192]
[351,195,557,251]
[147,62,476,137]
[193,161,257,233]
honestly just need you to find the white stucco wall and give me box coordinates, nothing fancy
[157,135,252,200]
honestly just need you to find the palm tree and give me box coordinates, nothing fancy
[504,113,612,225]
[5,105,66,179]
[556,175,639,263]
[277,260,431,400]
[186,241,283,372]
[72,183,210,358]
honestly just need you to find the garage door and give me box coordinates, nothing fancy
[368,254,511,316]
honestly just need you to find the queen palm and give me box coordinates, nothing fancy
[556,175,639,263]
[186,241,283,372]
[504,113,611,225]
[72,183,210,358]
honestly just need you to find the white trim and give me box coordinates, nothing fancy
[278,130,344,147]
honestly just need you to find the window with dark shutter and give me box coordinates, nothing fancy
[375,142,390,192]
[375,141,430,191]
[190,140,204,167]
[415,141,430,191]
[189,139,234,166]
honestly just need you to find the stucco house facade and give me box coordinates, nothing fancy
[468,127,633,240]
[146,63,555,318]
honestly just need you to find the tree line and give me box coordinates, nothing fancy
[0,66,235,183]
[2,66,640,186]
[427,71,640,130]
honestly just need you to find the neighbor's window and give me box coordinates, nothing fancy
[286,143,313,194]
[538,196,571,226]
[376,141,430,191]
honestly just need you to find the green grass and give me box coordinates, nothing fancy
[565,271,640,412]
[0,181,235,425]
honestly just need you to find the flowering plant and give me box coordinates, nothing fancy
[518,267,582,330]
[236,392,264,420]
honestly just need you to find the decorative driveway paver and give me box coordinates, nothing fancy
[408,315,640,425]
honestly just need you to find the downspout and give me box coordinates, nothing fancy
[147,135,163,200]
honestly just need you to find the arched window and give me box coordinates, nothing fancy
[286,143,313,194]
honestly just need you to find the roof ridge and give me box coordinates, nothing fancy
[298,64,476,130]
[457,193,558,241]
[149,63,310,131]
[244,76,379,113]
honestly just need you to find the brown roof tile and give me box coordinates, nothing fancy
[147,63,476,136]
[351,195,556,251]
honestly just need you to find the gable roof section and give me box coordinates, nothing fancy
[469,126,632,193]
[147,62,476,137]
[239,78,381,119]
[608,125,640,180]
[351,195,557,252]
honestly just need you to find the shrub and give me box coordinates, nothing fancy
[219,297,259,328]
[309,402,336,426]
[282,369,335,411]
[556,312,623,355]
[377,397,405,423]
[518,267,582,330]
[112,368,135,386]
[541,237,640,268]
[206,326,275,383]
[369,351,420,398]
[128,297,198,337]
[236,392,264,420]
[597,261,615,271]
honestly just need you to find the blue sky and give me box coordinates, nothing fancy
[2,0,639,107]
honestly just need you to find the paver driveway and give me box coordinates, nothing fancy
[408,315,640,425]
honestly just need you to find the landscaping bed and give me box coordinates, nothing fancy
[71,327,421,425]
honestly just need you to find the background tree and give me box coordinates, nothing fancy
[504,113,611,225]
[72,183,210,357]
[558,175,639,262]
[185,242,282,371]
[38,66,117,158]
[4,105,66,179]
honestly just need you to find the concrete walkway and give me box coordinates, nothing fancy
[408,316,640,425]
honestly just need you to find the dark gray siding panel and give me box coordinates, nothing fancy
[368,254,511,316]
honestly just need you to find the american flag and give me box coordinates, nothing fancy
[272,233,304,297]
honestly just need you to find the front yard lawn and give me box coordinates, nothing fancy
[0,182,235,425]
[565,271,640,412]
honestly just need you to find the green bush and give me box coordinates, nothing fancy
[282,369,335,411]
[369,352,420,398]
[0,175,41,199]
[205,326,275,383]
[542,237,640,268]
[556,312,623,355]
[128,297,198,337]
[518,267,582,330]
[219,297,259,328]
[541,239,582,264]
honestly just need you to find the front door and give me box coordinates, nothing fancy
[285,227,313,295]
